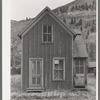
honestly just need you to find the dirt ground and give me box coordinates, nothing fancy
[11,74,96,100]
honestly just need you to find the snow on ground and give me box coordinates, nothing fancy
[11,74,96,100]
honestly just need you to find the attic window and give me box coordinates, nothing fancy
[43,25,53,43]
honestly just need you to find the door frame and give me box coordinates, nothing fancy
[73,58,86,87]
[29,58,44,89]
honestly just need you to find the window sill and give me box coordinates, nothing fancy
[52,79,66,82]
[41,42,53,44]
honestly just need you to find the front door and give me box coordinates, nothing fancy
[74,59,85,87]
[29,58,43,89]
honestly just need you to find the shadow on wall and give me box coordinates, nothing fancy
[11,67,21,75]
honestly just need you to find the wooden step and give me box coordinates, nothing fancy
[27,87,44,92]
[72,86,88,91]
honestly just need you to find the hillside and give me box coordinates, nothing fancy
[11,0,96,67]
[53,0,96,14]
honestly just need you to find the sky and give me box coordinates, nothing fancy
[11,0,74,21]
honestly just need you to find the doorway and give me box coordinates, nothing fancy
[29,58,43,89]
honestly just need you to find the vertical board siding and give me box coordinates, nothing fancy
[22,13,73,91]
[85,58,88,84]
[23,33,29,90]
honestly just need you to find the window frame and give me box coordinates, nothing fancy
[52,57,65,81]
[42,25,53,43]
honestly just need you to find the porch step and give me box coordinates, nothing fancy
[73,86,88,91]
[27,87,44,92]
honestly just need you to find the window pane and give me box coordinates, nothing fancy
[43,25,47,33]
[37,61,40,74]
[75,67,79,74]
[43,34,48,42]
[32,61,36,74]
[54,59,59,64]
[75,59,79,67]
[80,67,84,73]
[80,60,84,67]
[59,70,63,79]
[48,26,51,33]
[48,34,52,42]
[32,77,36,84]
[54,64,59,69]
[59,60,63,69]
[54,70,59,79]
[37,77,41,84]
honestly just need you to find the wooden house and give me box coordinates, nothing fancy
[18,7,88,91]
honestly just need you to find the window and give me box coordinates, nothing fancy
[43,25,53,42]
[75,59,85,74]
[53,58,65,81]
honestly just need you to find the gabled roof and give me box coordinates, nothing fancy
[18,6,76,38]
[73,35,88,58]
